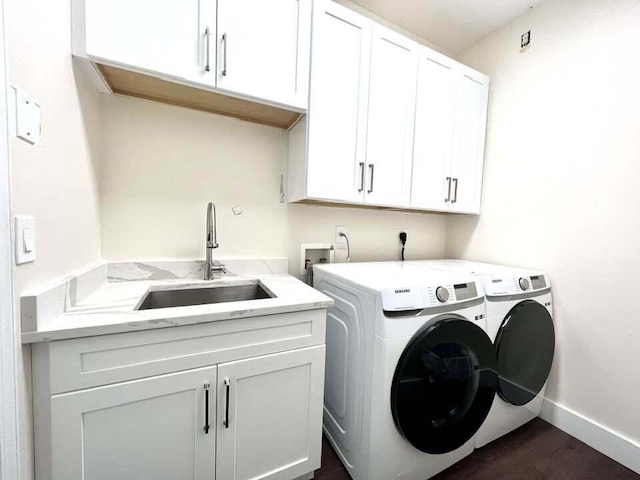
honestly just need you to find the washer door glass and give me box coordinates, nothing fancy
[495,300,555,406]
[391,317,497,454]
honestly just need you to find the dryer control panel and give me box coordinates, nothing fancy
[483,273,550,297]
[381,281,481,312]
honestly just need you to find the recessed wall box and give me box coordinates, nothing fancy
[300,243,335,276]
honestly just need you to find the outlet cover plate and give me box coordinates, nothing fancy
[15,89,41,145]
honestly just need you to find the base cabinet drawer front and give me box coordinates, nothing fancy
[48,366,217,480]
[216,345,325,480]
[47,310,326,394]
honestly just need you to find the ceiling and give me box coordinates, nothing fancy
[349,0,545,53]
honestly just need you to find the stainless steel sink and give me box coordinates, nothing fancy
[137,283,274,310]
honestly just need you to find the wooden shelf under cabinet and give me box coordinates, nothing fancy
[96,63,303,129]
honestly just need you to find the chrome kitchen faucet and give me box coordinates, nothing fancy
[204,202,226,280]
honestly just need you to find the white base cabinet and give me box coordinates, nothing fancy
[32,310,327,480]
[217,347,325,480]
[51,367,218,480]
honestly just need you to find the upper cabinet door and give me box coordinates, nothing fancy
[305,0,372,203]
[450,66,490,214]
[364,26,418,208]
[216,0,311,108]
[410,47,458,211]
[84,0,216,86]
[50,366,217,480]
[216,346,325,480]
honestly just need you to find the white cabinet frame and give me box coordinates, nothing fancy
[0,2,18,478]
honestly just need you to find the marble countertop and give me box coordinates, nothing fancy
[21,260,333,343]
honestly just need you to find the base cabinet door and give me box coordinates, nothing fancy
[49,366,217,480]
[216,346,325,480]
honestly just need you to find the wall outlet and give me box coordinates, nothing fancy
[335,225,347,248]
[396,229,408,243]
[521,30,531,49]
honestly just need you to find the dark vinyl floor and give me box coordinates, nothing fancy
[315,418,639,480]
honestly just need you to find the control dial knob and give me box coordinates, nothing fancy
[435,286,450,303]
[519,277,530,291]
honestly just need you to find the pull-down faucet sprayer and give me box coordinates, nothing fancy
[204,202,226,280]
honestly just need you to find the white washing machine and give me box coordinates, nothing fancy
[313,262,497,480]
[409,260,555,449]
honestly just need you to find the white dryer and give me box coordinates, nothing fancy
[410,260,555,448]
[313,262,497,480]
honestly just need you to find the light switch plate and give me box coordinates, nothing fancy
[15,215,36,265]
[15,89,41,145]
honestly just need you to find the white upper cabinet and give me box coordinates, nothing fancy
[410,48,489,214]
[304,0,372,203]
[81,0,217,87]
[216,0,311,108]
[450,67,490,214]
[74,0,312,122]
[216,346,325,480]
[287,1,489,214]
[364,25,418,207]
[410,47,458,211]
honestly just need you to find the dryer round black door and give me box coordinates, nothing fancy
[495,300,555,406]
[390,317,497,455]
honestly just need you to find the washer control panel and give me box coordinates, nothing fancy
[483,273,549,297]
[453,282,478,301]
[381,281,481,311]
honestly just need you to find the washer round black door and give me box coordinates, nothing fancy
[495,300,555,406]
[391,317,497,454]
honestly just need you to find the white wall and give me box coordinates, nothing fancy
[5,0,103,476]
[446,0,640,448]
[99,95,447,274]
[99,95,289,261]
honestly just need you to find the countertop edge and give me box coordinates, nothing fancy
[22,299,333,344]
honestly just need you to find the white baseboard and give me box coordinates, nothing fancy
[541,398,640,474]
